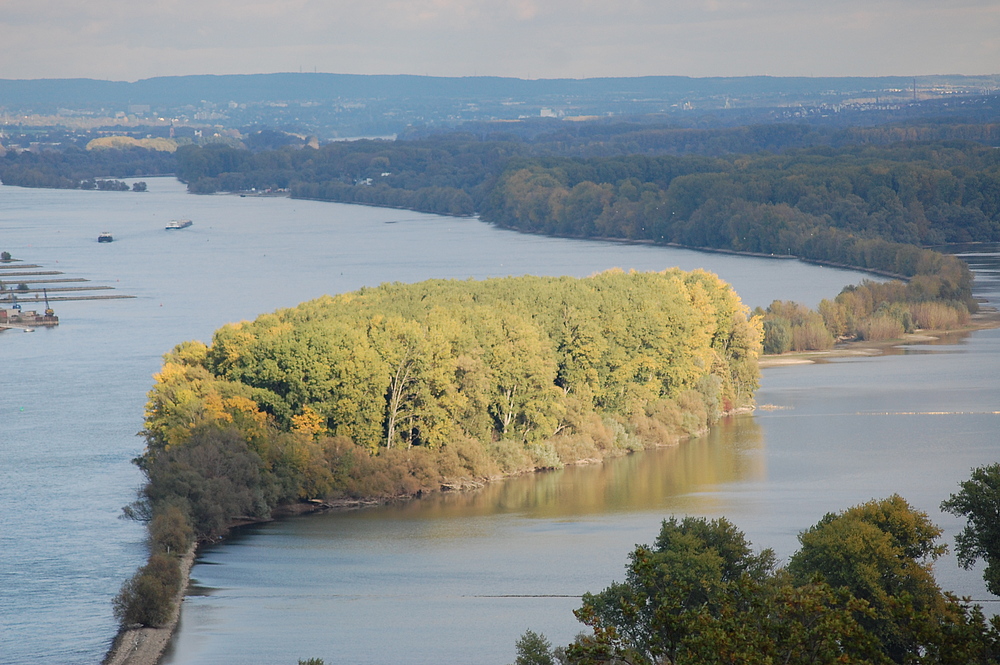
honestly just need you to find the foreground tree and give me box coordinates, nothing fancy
[787,495,976,663]
[942,463,1000,596]
[547,499,999,665]
[112,553,181,627]
[514,630,556,665]
[566,516,881,665]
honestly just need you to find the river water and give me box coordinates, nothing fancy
[0,178,996,664]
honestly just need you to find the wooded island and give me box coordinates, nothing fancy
[114,269,761,628]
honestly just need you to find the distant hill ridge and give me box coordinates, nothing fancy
[2,73,999,111]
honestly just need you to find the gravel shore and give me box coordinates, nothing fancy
[103,545,196,665]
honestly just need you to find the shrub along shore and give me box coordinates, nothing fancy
[758,304,1000,368]
[102,545,195,665]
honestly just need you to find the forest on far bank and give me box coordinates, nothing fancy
[2,117,993,353]
[170,133,987,352]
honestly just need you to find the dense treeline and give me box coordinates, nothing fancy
[169,137,989,354]
[175,139,519,214]
[419,120,1000,159]
[6,130,995,319]
[0,146,174,188]
[115,270,762,626]
[482,144,987,318]
[173,138,990,317]
[487,143,1000,243]
[516,496,1000,665]
[172,136,1000,273]
[484,143,1000,248]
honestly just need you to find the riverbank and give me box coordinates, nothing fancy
[103,545,196,665]
[486,226,921,283]
[101,496,345,665]
[758,305,1000,368]
[100,409,733,665]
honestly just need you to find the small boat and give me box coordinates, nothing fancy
[165,219,193,230]
[23,328,35,333]
[98,232,113,243]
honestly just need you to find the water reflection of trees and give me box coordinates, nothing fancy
[388,414,764,520]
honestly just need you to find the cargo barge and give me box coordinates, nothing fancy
[0,307,59,329]
[1,289,59,329]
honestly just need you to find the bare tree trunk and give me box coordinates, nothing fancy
[386,357,413,448]
[501,384,517,434]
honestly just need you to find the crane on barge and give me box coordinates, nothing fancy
[43,288,54,318]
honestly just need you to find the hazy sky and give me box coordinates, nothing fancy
[3,0,998,81]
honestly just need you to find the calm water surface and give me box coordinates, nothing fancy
[164,331,1000,665]
[0,179,995,664]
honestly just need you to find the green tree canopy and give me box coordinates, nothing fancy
[942,463,1000,596]
[132,270,763,548]
[558,498,998,665]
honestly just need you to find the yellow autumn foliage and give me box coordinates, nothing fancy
[86,136,179,152]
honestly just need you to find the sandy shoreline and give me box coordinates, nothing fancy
[103,545,196,665]
[101,498,341,665]
[101,500,387,665]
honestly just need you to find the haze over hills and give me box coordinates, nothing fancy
[3,73,997,108]
[2,73,999,140]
